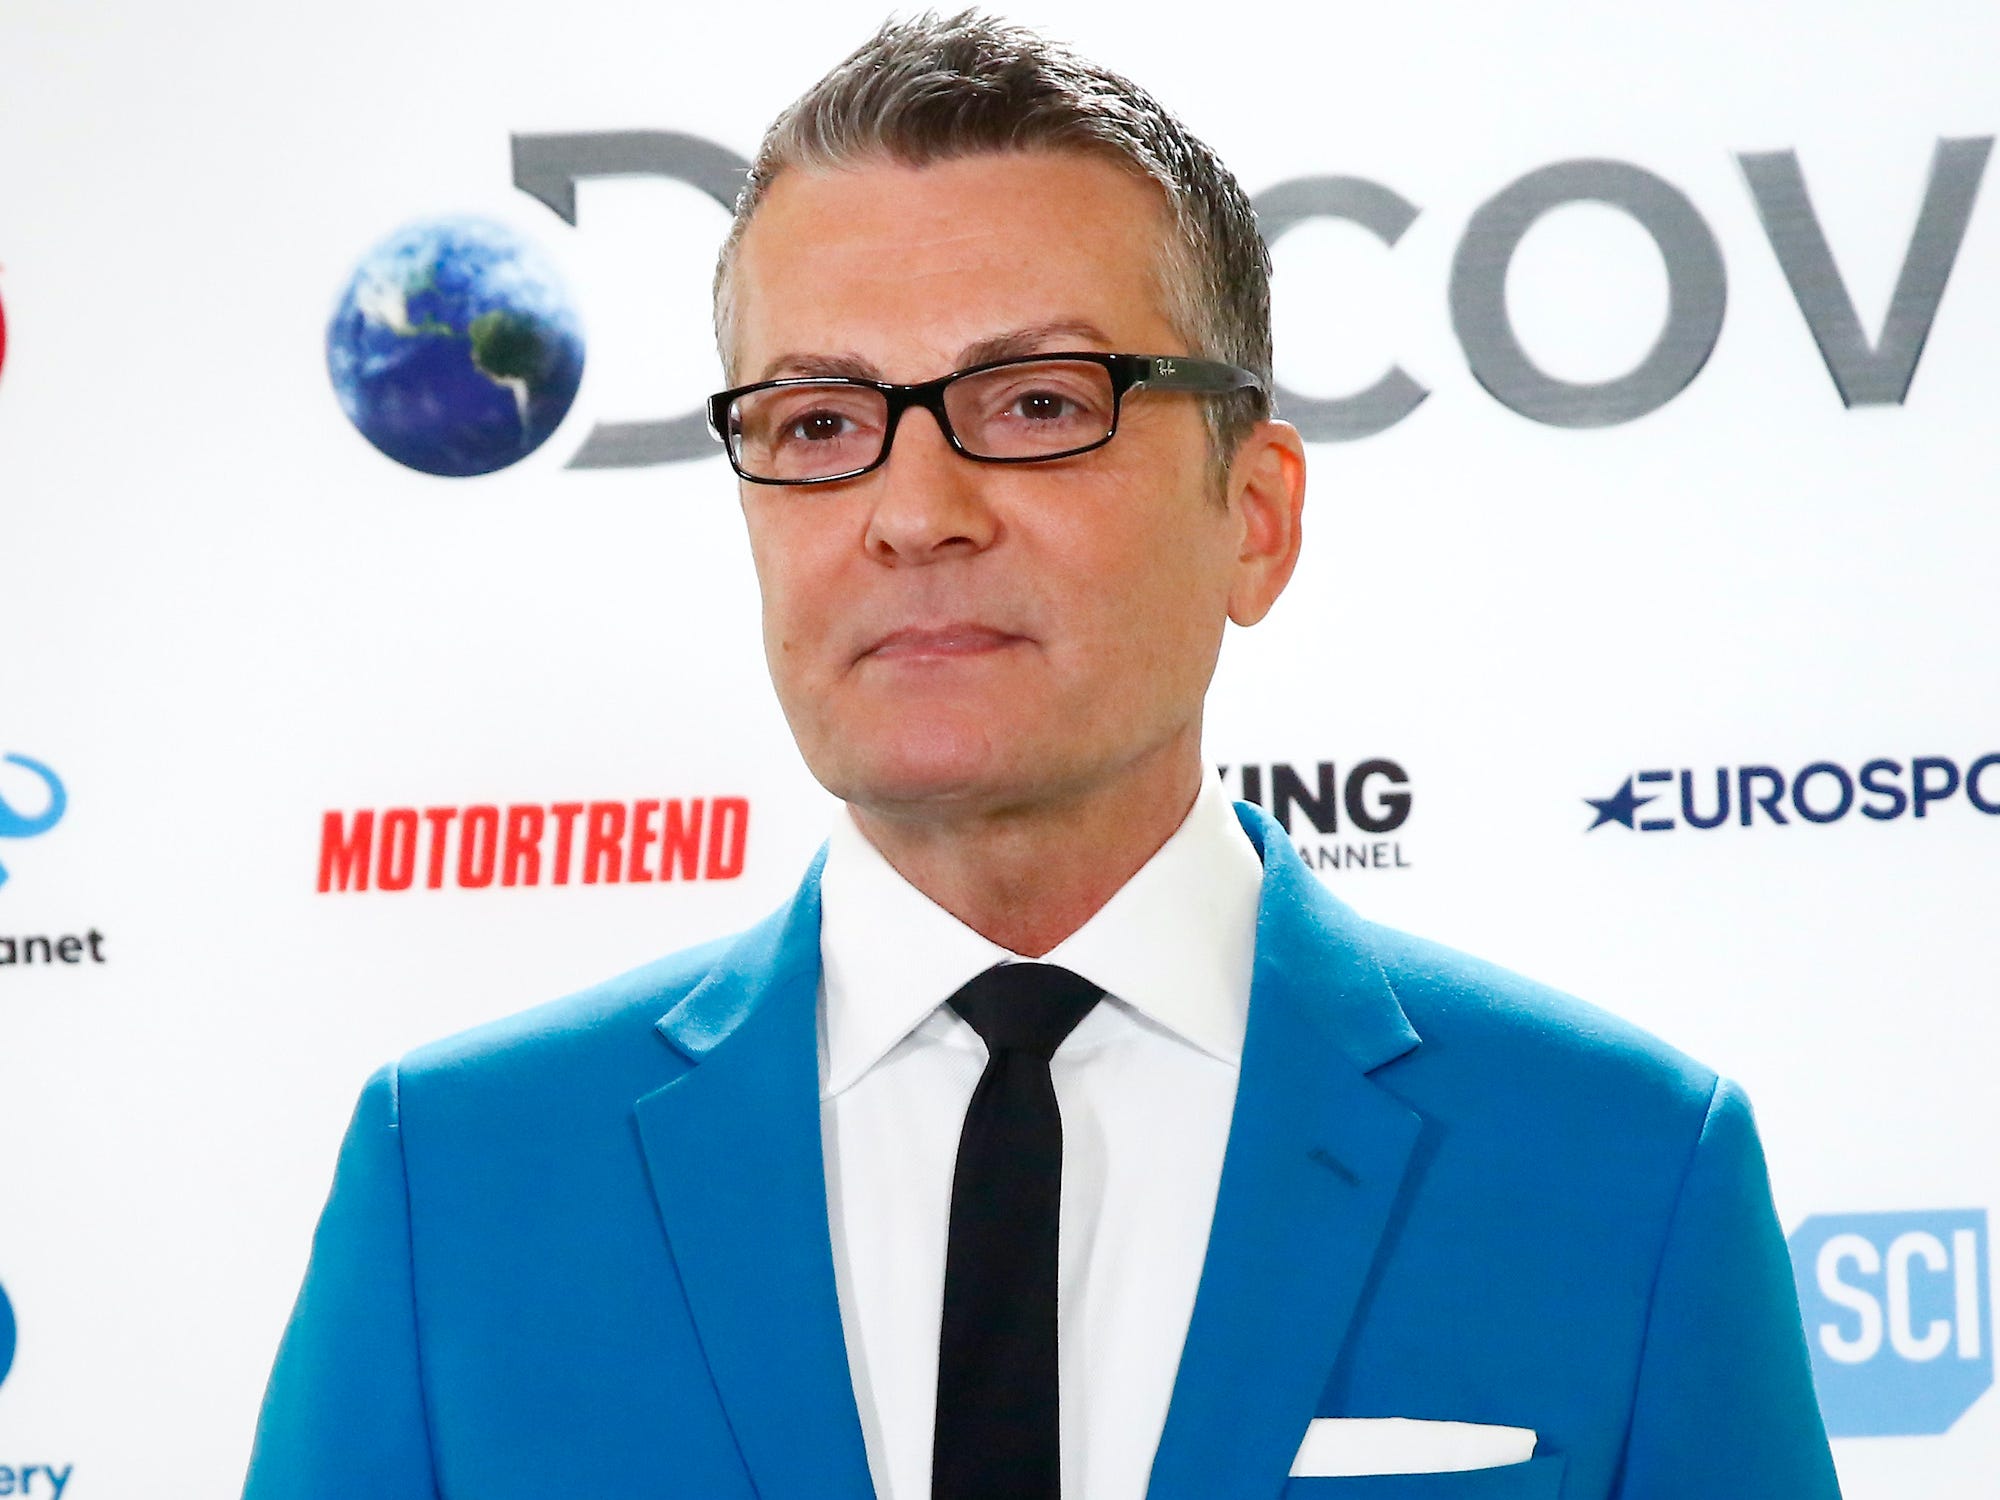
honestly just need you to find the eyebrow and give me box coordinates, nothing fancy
[753,319,1118,385]
[755,351,883,382]
[957,319,1116,369]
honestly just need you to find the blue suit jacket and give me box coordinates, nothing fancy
[244,806,1839,1499]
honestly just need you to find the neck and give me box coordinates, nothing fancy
[847,735,1206,958]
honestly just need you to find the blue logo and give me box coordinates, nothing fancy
[1587,754,2000,832]
[327,216,586,477]
[0,1278,15,1389]
[1789,1209,1993,1436]
[0,754,66,890]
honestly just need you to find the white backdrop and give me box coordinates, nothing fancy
[1,1,1995,1494]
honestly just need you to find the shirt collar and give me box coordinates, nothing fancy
[818,775,1263,1098]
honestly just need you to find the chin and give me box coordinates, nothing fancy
[835,760,1016,815]
[814,729,1043,817]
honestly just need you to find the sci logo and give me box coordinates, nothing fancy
[1789,1210,1993,1436]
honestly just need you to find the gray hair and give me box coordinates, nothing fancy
[713,10,1273,476]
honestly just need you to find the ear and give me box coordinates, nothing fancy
[1223,418,1307,627]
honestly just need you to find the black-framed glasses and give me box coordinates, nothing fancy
[706,351,1267,486]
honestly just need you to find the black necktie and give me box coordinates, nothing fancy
[932,962,1102,1500]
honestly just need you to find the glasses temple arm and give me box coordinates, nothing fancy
[1128,355,1267,397]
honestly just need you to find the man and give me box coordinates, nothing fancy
[245,14,1840,1500]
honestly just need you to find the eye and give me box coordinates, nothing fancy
[1012,389,1076,421]
[787,409,854,442]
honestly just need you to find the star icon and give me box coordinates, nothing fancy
[1585,775,1654,831]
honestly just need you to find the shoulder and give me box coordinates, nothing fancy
[1239,802,1721,1134]
[377,904,785,1124]
[1356,918,1724,1145]
[409,933,736,1071]
[337,851,824,1155]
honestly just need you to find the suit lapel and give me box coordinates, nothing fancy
[1146,807,1424,1500]
[633,854,877,1500]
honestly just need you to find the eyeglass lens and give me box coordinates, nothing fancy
[728,359,1119,481]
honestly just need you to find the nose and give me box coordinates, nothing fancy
[861,403,999,565]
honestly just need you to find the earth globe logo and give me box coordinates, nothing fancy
[327,216,585,477]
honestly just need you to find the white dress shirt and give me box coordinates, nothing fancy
[817,775,1264,1500]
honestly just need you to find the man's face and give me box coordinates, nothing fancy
[729,150,1254,825]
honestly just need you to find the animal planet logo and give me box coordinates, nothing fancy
[1584,753,2000,833]
[0,755,66,890]
[1790,1209,1993,1437]
[327,216,585,477]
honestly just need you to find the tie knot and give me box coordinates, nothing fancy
[947,962,1102,1062]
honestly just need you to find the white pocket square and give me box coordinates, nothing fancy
[1291,1417,1538,1477]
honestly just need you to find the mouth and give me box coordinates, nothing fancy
[861,624,1027,662]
